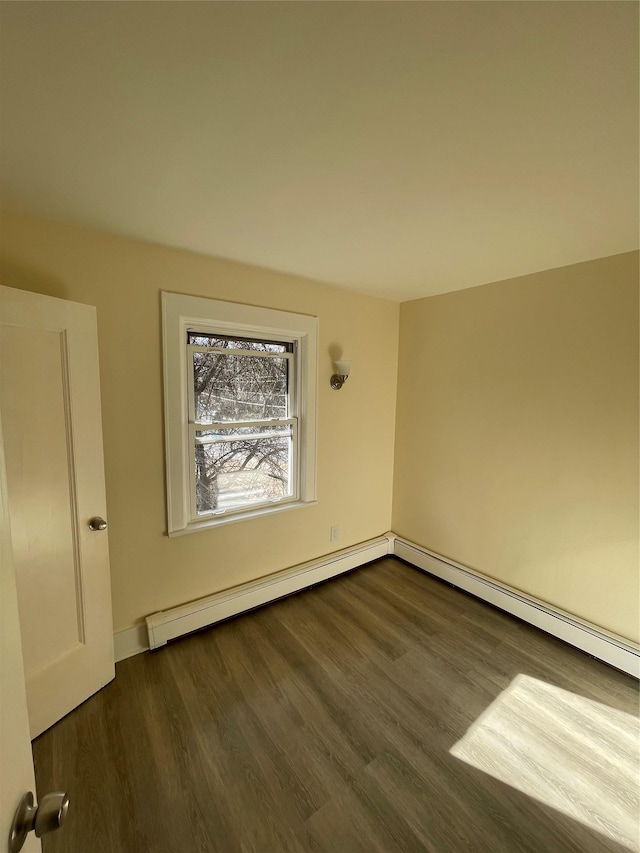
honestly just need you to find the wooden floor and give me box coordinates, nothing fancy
[33,557,639,853]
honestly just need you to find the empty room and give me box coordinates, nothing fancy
[0,2,638,852]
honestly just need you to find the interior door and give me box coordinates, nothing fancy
[0,285,114,739]
[0,412,41,852]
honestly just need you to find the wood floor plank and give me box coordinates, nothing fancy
[33,557,639,852]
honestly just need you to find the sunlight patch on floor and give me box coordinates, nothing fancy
[450,674,640,851]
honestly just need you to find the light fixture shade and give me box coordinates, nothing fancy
[334,359,351,377]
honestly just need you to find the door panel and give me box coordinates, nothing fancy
[2,326,84,670]
[0,286,114,738]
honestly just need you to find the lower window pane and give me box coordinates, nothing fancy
[195,434,293,514]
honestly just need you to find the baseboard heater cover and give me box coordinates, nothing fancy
[393,536,640,679]
[145,534,394,650]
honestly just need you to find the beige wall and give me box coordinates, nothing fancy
[1,211,637,645]
[0,212,399,631]
[393,252,639,643]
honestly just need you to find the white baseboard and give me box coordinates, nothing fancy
[145,534,394,650]
[393,536,640,679]
[113,623,149,662]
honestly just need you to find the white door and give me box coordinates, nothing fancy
[0,285,114,738]
[0,413,40,851]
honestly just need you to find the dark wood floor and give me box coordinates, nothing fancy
[33,557,639,852]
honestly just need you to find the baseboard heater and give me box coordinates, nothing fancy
[145,534,393,650]
[393,536,640,679]
[140,532,638,679]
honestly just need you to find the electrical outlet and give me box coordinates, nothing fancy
[330,524,340,542]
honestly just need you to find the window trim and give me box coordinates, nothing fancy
[162,292,318,536]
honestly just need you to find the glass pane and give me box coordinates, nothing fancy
[193,351,288,423]
[195,430,292,514]
[187,331,289,354]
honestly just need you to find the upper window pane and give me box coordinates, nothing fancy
[192,350,289,423]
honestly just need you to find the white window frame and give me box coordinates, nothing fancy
[162,292,318,536]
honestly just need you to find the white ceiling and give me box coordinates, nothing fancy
[0,2,637,302]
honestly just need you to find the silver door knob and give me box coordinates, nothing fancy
[9,791,69,852]
[88,516,107,531]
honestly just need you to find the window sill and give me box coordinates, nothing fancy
[167,499,318,537]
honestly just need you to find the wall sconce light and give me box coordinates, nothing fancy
[330,359,351,390]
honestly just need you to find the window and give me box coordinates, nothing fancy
[162,293,317,535]
[189,332,295,515]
